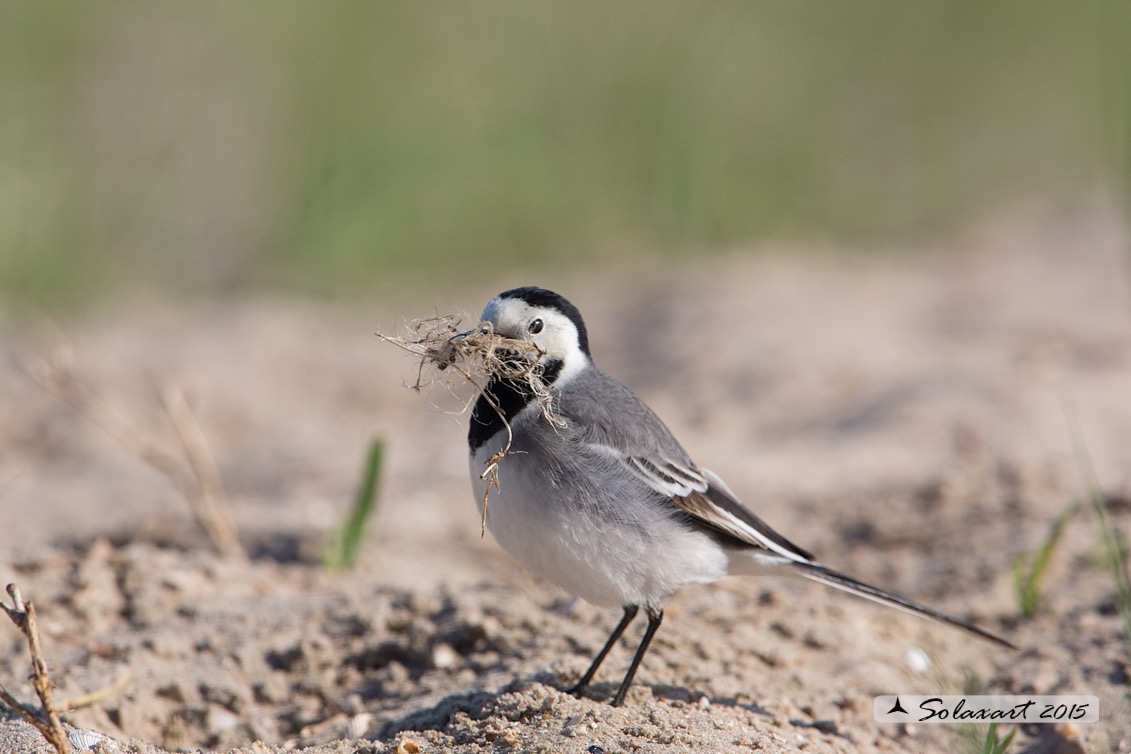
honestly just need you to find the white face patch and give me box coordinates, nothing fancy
[481,296,590,384]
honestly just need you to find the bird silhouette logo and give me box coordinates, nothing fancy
[887,697,909,716]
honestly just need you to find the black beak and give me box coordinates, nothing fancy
[449,329,474,342]
[449,321,491,343]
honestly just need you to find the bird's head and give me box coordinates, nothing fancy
[477,286,591,386]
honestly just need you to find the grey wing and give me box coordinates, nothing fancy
[676,470,814,562]
[559,369,814,563]
[558,371,1016,651]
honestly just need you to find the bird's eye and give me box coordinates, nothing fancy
[528,318,544,334]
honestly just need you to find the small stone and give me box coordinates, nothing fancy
[905,647,930,674]
[348,713,373,739]
[206,704,240,736]
[431,643,458,669]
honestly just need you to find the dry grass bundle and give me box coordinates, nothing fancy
[377,314,560,534]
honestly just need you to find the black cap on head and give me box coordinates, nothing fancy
[497,286,590,355]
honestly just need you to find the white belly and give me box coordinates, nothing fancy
[469,434,728,609]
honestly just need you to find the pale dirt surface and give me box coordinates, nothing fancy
[2,206,1131,753]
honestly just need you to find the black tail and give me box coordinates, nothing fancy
[794,561,1017,651]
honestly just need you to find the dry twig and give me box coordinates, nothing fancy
[0,583,73,754]
[59,668,132,713]
[377,315,559,535]
[24,350,245,560]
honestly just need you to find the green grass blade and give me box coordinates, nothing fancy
[983,722,998,754]
[1012,504,1078,619]
[995,725,1018,754]
[981,721,1018,754]
[324,437,385,571]
[1010,552,1034,618]
[1064,398,1131,694]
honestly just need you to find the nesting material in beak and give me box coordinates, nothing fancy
[377,313,561,537]
[377,314,545,392]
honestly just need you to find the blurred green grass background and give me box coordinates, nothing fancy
[0,2,1125,310]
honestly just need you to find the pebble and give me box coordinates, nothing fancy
[207,704,241,735]
[431,642,459,669]
[905,647,931,674]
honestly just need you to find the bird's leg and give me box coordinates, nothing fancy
[610,608,663,707]
[569,605,638,696]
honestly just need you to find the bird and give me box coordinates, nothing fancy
[465,286,1013,707]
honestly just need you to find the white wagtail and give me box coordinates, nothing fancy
[465,286,1013,707]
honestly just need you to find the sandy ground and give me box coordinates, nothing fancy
[1,206,1130,753]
